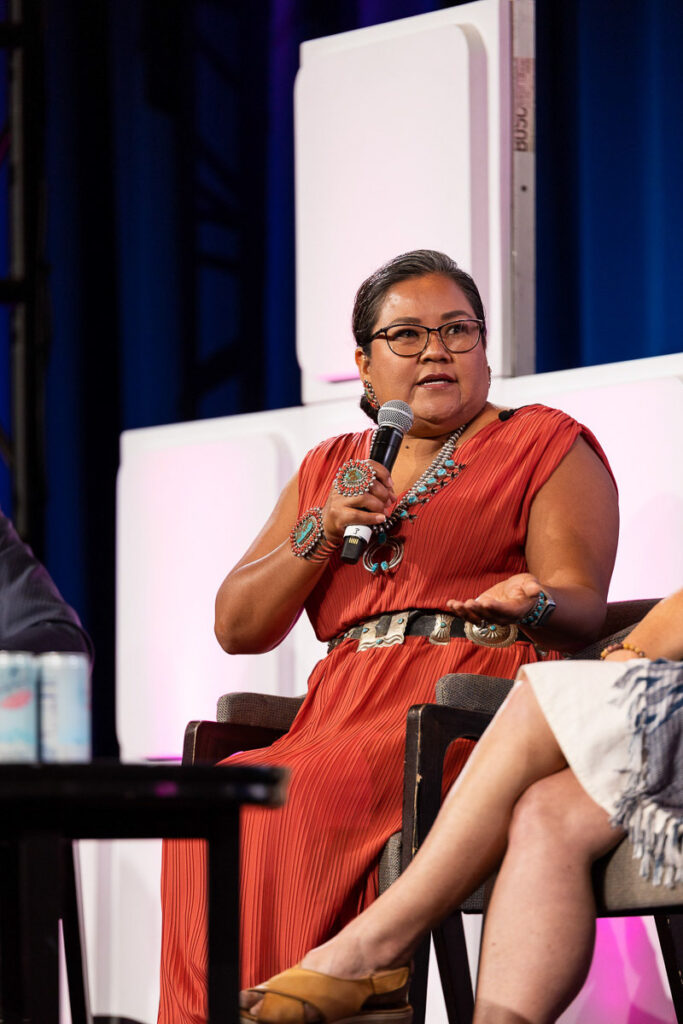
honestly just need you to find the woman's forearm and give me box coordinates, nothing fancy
[448,575,609,654]
[521,582,607,653]
[215,541,328,654]
[603,589,683,662]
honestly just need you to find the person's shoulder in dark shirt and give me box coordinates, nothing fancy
[0,509,93,663]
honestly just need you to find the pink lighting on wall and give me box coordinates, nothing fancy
[559,919,675,1023]
[116,430,295,760]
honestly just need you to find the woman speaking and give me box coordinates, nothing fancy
[158,250,619,1022]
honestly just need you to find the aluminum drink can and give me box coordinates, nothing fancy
[0,651,39,762]
[38,652,91,762]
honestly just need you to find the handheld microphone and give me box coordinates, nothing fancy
[340,400,414,565]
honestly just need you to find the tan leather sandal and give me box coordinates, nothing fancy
[240,964,412,1023]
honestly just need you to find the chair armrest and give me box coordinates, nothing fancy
[436,672,513,716]
[602,598,661,637]
[182,720,288,765]
[184,692,304,765]
[216,692,304,731]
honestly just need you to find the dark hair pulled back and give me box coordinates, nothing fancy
[353,250,487,422]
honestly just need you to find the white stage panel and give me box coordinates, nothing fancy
[116,429,295,760]
[490,358,683,602]
[295,0,513,403]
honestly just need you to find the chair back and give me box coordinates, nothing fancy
[434,597,665,913]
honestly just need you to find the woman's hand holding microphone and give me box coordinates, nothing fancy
[321,460,396,548]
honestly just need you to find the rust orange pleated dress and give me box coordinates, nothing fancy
[158,405,614,1024]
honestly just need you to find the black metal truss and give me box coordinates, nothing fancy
[0,0,48,555]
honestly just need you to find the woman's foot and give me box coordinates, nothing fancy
[299,929,403,978]
[240,925,413,1020]
[239,962,412,1023]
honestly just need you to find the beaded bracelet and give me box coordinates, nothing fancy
[600,641,648,660]
[290,507,339,562]
[307,536,340,563]
[519,590,556,629]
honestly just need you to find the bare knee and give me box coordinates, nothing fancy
[507,776,566,853]
[508,771,620,862]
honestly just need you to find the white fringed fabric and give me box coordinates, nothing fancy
[610,659,683,886]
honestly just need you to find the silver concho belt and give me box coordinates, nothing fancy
[327,611,521,653]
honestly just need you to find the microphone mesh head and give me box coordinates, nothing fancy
[377,400,414,435]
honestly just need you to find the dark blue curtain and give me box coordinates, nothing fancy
[536,0,683,370]
[0,17,13,516]
[6,0,679,753]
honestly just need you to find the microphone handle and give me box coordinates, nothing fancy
[340,427,404,565]
[339,524,373,563]
[369,430,403,468]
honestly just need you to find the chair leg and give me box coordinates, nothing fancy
[19,835,62,1024]
[654,912,683,1023]
[433,913,475,1024]
[407,936,431,1024]
[0,840,24,1022]
[62,840,93,1024]
[408,918,474,1024]
[401,705,489,1024]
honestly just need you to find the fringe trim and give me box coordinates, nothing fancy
[611,799,683,887]
[609,661,683,887]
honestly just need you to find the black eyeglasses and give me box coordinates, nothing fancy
[370,319,484,357]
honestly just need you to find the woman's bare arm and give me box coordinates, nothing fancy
[214,473,324,654]
[603,588,683,661]
[448,438,619,651]
[214,463,396,654]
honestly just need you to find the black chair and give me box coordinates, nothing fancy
[398,598,683,1024]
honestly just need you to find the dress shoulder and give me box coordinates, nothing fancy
[299,431,371,469]
[500,404,616,491]
[503,403,582,435]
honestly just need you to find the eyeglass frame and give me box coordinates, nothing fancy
[369,318,485,357]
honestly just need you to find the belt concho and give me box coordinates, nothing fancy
[357,612,411,651]
[464,621,518,648]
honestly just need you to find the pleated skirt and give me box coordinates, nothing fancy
[157,632,551,1023]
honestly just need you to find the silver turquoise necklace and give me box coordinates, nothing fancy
[363,422,469,574]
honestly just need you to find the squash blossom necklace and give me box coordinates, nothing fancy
[363,421,468,574]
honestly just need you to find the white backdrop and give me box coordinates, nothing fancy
[295,0,528,404]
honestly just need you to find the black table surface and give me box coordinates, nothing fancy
[0,761,289,839]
